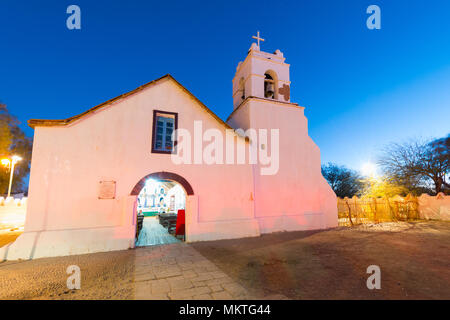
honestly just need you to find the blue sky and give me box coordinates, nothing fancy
[1,0,449,171]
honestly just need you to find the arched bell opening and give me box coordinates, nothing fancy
[264,70,278,100]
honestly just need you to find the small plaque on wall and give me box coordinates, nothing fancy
[98,181,116,199]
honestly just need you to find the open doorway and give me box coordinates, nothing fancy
[135,178,186,247]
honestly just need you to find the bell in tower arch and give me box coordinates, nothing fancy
[264,73,275,99]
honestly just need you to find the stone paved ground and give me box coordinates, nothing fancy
[133,243,259,300]
[135,217,181,247]
[3,221,447,300]
[0,240,287,300]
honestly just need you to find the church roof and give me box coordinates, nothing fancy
[28,74,233,130]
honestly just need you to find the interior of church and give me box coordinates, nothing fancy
[135,178,186,246]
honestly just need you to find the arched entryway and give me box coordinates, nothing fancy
[130,172,194,247]
[130,172,194,196]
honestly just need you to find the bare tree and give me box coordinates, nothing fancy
[431,136,450,190]
[378,135,450,194]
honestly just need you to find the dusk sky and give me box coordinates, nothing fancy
[1,0,449,172]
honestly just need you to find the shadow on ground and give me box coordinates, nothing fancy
[0,221,448,299]
[191,221,450,299]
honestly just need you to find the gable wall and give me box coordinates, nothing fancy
[25,79,255,233]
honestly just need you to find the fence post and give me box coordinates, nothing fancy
[394,200,399,220]
[372,197,378,223]
[353,196,359,224]
[345,198,353,226]
[407,194,419,220]
[385,196,395,221]
[414,195,419,220]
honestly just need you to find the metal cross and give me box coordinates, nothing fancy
[252,31,265,48]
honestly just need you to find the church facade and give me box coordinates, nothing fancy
[1,42,337,260]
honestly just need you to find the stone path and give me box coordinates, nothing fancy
[136,217,181,247]
[133,243,253,300]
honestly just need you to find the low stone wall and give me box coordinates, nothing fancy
[338,193,449,225]
[0,197,27,230]
[417,193,450,221]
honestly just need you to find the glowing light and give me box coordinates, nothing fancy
[361,162,377,177]
[1,155,23,197]
[1,159,10,167]
[144,178,159,194]
[145,178,156,187]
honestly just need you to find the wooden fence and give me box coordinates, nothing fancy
[337,195,420,226]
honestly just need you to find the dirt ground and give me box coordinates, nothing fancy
[0,249,135,300]
[0,221,449,299]
[192,221,450,300]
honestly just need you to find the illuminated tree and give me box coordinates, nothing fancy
[361,176,408,198]
[0,104,33,194]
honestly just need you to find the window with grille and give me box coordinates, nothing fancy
[152,110,178,154]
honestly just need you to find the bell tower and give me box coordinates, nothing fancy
[227,33,338,233]
[232,32,291,110]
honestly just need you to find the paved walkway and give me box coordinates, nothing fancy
[0,225,288,300]
[136,217,181,247]
[133,243,254,300]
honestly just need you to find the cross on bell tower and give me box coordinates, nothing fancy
[252,31,265,48]
[232,34,291,110]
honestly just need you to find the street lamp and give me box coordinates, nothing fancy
[1,155,22,198]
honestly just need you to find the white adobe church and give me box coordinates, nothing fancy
[1,35,337,260]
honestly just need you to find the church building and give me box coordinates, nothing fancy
[1,36,337,260]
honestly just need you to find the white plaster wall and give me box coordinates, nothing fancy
[228,98,338,233]
[1,76,338,261]
[2,78,257,260]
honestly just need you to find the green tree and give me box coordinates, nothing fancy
[321,163,364,198]
[0,104,33,195]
